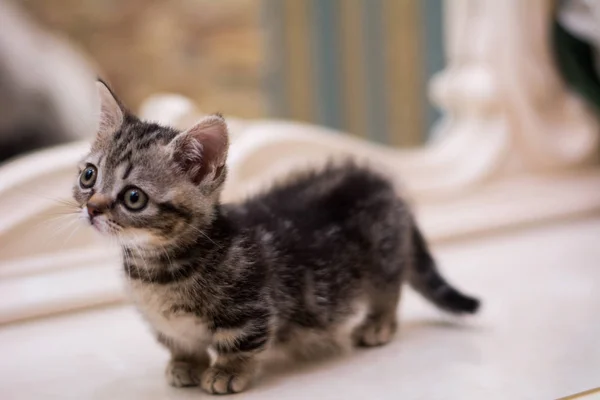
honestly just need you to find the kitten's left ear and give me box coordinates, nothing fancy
[96,79,124,139]
[171,114,229,185]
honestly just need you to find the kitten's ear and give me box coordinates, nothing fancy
[171,114,229,185]
[96,79,124,138]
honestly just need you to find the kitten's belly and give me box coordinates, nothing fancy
[126,281,210,350]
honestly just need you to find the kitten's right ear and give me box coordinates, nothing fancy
[96,79,124,138]
[171,114,229,185]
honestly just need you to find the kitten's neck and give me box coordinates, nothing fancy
[123,204,233,264]
[121,204,237,284]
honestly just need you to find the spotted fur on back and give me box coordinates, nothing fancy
[72,80,481,395]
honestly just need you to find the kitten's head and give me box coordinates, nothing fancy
[72,80,229,249]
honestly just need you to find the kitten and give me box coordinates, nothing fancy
[73,80,480,395]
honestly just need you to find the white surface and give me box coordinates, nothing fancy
[1,217,599,400]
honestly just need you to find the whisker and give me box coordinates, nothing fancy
[41,209,81,216]
[127,231,153,283]
[158,242,180,282]
[29,212,78,231]
[43,217,81,249]
[13,187,80,209]
[118,236,133,287]
[181,221,219,247]
[48,216,78,238]
[62,216,86,247]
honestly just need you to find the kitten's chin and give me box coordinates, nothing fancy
[119,229,165,249]
[89,217,115,236]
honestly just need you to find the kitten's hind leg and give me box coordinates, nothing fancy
[353,289,400,347]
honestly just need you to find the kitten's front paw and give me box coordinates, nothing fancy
[201,366,252,394]
[165,360,201,388]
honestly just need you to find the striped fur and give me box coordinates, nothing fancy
[72,81,480,395]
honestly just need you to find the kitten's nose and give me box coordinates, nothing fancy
[86,194,111,218]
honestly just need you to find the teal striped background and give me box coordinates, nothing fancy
[422,0,445,135]
[263,0,444,147]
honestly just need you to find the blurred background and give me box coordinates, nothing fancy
[20,0,444,147]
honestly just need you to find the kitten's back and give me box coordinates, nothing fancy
[239,161,399,225]
[233,161,480,317]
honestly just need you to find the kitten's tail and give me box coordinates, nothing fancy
[408,225,480,314]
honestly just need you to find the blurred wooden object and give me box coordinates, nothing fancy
[20,0,266,119]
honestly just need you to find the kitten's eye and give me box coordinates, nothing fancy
[122,187,148,211]
[79,165,97,189]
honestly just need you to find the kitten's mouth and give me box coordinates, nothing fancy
[81,207,108,234]
[89,218,104,234]
[89,218,119,237]
[82,208,97,227]
[89,217,100,230]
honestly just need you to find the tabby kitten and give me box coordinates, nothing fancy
[73,80,480,394]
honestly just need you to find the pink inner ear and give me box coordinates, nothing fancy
[173,116,229,184]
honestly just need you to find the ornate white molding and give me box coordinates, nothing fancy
[404,0,599,192]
